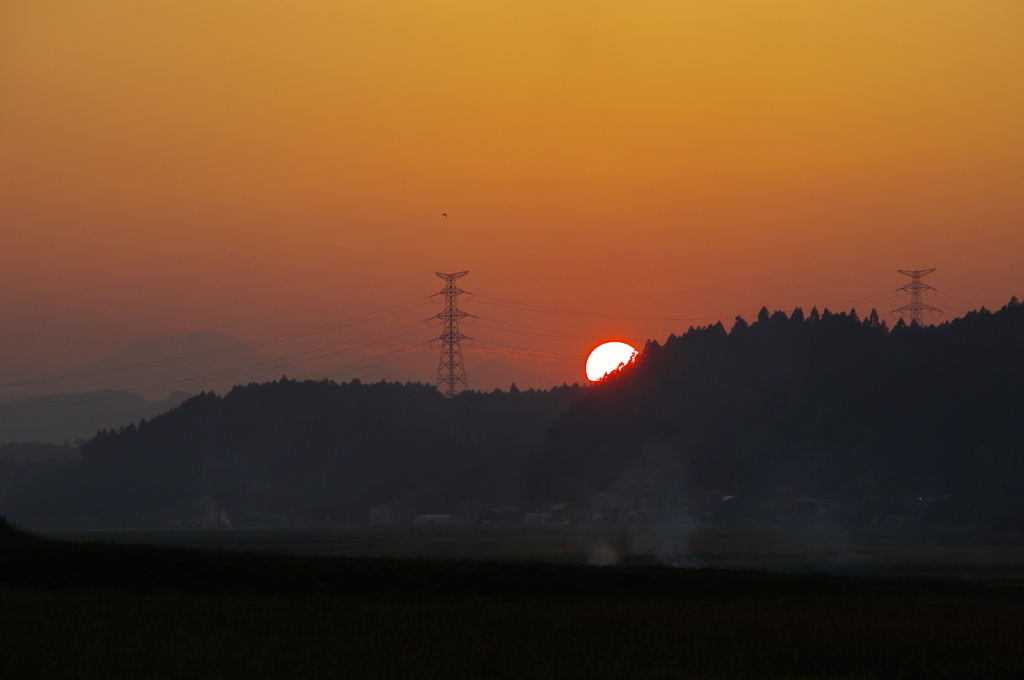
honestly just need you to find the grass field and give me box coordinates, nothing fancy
[4,522,1024,678]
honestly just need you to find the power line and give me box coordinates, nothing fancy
[932,287,981,311]
[0,321,435,416]
[467,338,586,362]
[469,295,721,322]
[434,272,470,399]
[926,301,959,316]
[321,345,434,381]
[821,290,901,310]
[478,271,883,296]
[470,322,599,343]
[892,269,939,326]
[955,275,1019,298]
[121,323,433,391]
[0,297,433,389]
[928,297,971,315]
[471,316,604,340]
[5,271,995,437]
[0,345,438,441]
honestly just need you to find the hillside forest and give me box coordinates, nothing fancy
[1,298,1022,531]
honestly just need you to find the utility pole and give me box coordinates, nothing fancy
[894,269,938,326]
[435,271,470,398]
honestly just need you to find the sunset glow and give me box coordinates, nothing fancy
[586,342,638,382]
[1,1,1022,392]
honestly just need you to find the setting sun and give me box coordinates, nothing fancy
[585,342,638,382]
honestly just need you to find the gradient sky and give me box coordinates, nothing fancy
[2,1,1023,389]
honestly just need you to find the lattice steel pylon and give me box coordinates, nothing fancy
[893,268,939,326]
[434,271,470,398]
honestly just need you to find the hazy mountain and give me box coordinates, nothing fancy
[13,299,1024,532]
[0,369,48,403]
[0,390,191,446]
[35,332,312,401]
[0,369,33,383]
[0,332,433,403]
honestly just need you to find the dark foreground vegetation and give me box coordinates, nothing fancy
[3,519,1024,679]
[1,382,585,529]
[527,298,1024,525]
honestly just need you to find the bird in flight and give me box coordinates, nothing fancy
[442,213,447,217]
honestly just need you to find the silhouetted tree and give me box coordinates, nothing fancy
[523,297,1024,523]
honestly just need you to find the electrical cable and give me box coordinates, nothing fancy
[466,338,586,362]
[468,295,721,322]
[0,321,435,416]
[473,292,906,324]
[821,290,902,310]
[0,297,432,389]
[471,316,605,340]
[478,271,884,296]
[955,276,1020,297]
[931,288,981,311]
[321,345,435,380]
[0,346,438,440]
[929,299,970,315]
[470,322,600,343]
[9,277,983,437]
[0,338,439,440]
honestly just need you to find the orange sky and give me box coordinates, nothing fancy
[2,1,1023,389]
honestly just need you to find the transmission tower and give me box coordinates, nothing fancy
[893,268,938,326]
[435,271,470,398]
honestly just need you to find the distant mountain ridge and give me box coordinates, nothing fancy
[0,390,191,446]
[0,332,568,407]
[0,332,312,403]
[10,300,1024,532]
[70,332,312,400]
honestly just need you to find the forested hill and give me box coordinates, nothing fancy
[2,379,585,529]
[6,300,1023,531]
[524,299,1024,522]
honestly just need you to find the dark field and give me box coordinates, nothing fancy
[3,525,1024,679]
[48,524,1024,576]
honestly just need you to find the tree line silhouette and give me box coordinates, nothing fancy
[524,298,1024,525]
[2,298,1022,530]
[1,379,585,528]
